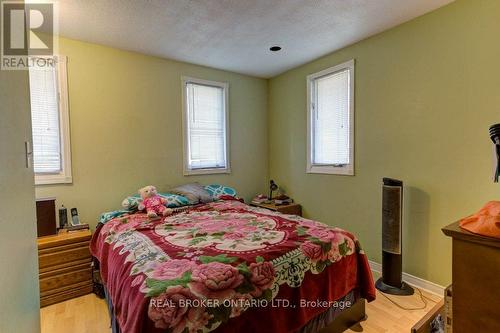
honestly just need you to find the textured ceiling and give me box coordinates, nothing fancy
[55,0,454,78]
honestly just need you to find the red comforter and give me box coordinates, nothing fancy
[91,199,375,333]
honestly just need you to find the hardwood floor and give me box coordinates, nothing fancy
[347,289,441,333]
[40,288,441,333]
[40,294,111,333]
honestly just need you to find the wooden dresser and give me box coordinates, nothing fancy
[442,222,500,332]
[37,230,93,307]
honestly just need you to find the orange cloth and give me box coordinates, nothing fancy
[459,201,500,238]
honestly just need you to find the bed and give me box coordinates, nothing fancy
[91,197,376,333]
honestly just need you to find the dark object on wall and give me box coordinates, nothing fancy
[375,178,414,296]
[269,180,278,200]
[58,205,68,229]
[490,123,500,182]
[36,198,57,237]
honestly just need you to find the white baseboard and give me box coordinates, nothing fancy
[369,260,445,297]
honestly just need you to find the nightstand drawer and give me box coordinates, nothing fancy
[274,205,302,216]
[40,262,92,294]
[252,202,302,216]
[39,241,90,270]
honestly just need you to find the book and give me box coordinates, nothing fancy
[251,194,268,205]
[274,198,293,205]
[66,224,90,232]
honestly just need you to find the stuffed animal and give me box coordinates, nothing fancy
[137,185,173,218]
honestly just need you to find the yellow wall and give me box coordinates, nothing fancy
[268,0,500,286]
[35,37,269,229]
[36,0,500,286]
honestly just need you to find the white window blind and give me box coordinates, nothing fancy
[312,69,350,165]
[307,60,354,175]
[28,56,72,185]
[29,63,62,174]
[184,78,229,174]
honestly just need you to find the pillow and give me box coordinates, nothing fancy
[204,184,237,199]
[121,193,191,211]
[99,209,129,224]
[169,183,213,204]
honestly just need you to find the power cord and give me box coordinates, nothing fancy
[379,287,436,311]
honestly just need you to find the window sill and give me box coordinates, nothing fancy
[35,174,73,185]
[306,165,354,176]
[184,168,231,176]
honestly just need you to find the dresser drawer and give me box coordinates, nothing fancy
[37,230,93,307]
[38,241,90,270]
[40,282,93,307]
[39,262,92,295]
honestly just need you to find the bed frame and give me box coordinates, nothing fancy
[104,284,366,333]
[319,298,366,333]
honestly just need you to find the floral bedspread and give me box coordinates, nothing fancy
[91,199,375,333]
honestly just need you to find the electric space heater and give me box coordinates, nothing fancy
[375,178,414,295]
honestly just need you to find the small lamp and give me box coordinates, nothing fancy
[490,123,500,182]
[269,180,278,200]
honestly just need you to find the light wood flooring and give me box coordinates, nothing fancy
[40,286,442,333]
[40,294,111,333]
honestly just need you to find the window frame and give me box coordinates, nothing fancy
[30,55,72,185]
[306,59,355,176]
[181,76,230,176]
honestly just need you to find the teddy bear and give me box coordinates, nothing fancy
[137,185,173,218]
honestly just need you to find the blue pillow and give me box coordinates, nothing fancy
[99,210,129,224]
[102,185,237,224]
[121,193,191,211]
[204,184,237,199]
[120,185,236,211]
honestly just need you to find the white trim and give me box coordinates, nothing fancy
[306,59,355,176]
[369,260,445,297]
[181,76,230,176]
[33,55,73,185]
[183,167,231,176]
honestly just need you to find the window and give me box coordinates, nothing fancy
[182,77,230,175]
[29,55,72,185]
[306,59,354,175]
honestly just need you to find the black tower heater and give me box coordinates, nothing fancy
[375,178,414,295]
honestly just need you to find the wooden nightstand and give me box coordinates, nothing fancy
[37,229,93,307]
[252,202,302,216]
